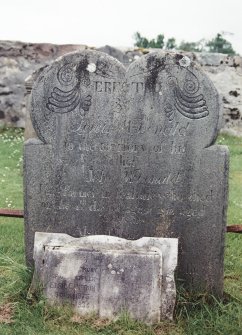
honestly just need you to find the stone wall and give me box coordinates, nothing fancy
[0,41,241,135]
[0,41,86,127]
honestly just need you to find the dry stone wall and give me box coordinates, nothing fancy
[0,41,241,135]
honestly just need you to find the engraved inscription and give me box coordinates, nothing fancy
[70,118,190,137]
[28,50,225,297]
[94,81,145,94]
[45,261,99,308]
[42,182,214,220]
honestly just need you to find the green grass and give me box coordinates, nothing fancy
[217,135,242,304]
[0,129,242,334]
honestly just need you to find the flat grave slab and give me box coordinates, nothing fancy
[33,233,178,322]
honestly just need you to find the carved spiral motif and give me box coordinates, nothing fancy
[166,74,209,120]
[174,85,209,119]
[167,76,178,87]
[46,60,93,115]
[57,64,76,86]
[183,79,199,94]
[46,85,92,115]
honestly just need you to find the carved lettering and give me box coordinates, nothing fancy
[94,81,123,93]
[131,81,144,93]
[171,141,186,154]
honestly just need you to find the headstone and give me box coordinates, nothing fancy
[25,50,229,295]
[32,233,178,322]
[24,67,46,140]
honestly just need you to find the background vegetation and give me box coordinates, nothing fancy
[0,129,241,334]
[134,32,236,54]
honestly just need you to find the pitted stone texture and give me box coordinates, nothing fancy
[24,67,47,140]
[31,50,126,144]
[31,50,220,148]
[25,50,229,295]
[1,40,241,133]
[33,233,178,323]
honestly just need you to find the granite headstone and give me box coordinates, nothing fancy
[25,50,229,295]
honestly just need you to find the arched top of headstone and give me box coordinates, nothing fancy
[126,52,221,149]
[31,50,221,149]
[31,50,126,144]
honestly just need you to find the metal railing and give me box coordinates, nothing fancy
[0,208,24,218]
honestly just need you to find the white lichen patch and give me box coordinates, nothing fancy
[179,56,191,67]
[87,63,96,73]
[107,263,113,269]
[56,253,84,279]
[111,270,116,275]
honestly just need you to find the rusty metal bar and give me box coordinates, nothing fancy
[226,225,242,234]
[0,208,24,218]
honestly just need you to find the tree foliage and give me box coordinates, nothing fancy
[134,32,164,48]
[166,38,176,50]
[133,32,236,55]
[178,40,206,52]
[206,33,235,55]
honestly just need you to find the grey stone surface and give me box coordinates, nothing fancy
[98,45,130,66]
[24,67,46,140]
[205,65,242,135]
[0,40,241,133]
[32,233,178,322]
[25,50,229,295]
[0,40,87,128]
[99,48,242,135]
[0,41,242,138]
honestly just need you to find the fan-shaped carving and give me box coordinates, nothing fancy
[167,74,209,120]
[174,86,209,119]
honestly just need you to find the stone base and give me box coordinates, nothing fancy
[33,233,178,323]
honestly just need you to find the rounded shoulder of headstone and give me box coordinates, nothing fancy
[127,50,221,149]
[31,49,126,95]
[128,50,206,71]
[30,49,126,143]
[50,49,126,71]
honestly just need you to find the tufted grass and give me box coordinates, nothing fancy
[0,128,241,334]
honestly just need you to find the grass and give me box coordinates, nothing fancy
[0,128,242,334]
[217,135,242,304]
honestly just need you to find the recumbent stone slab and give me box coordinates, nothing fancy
[25,50,229,295]
[32,233,178,322]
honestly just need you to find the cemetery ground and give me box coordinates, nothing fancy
[0,128,241,335]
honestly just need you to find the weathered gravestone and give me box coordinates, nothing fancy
[32,233,178,322]
[24,67,47,140]
[25,50,229,295]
